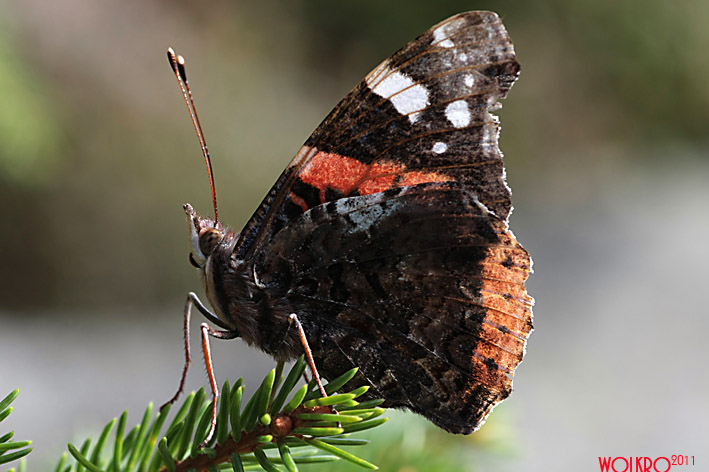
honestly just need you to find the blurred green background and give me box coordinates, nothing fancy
[1,0,708,470]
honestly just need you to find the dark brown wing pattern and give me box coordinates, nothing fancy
[254,183,532,433]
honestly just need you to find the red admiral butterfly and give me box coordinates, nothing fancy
[165,10,533,442]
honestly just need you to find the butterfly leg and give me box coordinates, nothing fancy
[161,293,196,409]
[199,322,239,446]
[160,292,224,410]
[162,292,229,409]
[289,313,327,398]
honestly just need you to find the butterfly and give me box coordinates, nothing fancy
[165,10,533,441]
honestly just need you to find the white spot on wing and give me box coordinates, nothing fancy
[440,39,454,48]
[433,24,455,48]
[445,100,471,128]
[432,142,448,154]
[368,65,429,123]
[464,74,475,87]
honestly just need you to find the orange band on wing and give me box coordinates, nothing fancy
[467,245,532,396]
[298,151,453,202]
[299,152,370,199]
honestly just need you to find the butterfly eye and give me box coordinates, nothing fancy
[198,227,222,256]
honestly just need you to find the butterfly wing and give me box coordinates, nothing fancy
[233,11,520,261]
[237,11,532,434]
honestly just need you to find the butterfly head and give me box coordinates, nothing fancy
[184,203,227,269]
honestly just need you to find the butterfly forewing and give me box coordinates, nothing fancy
[234,11,519,260]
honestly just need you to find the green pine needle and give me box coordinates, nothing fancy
[0,450,32,467]
[0,389,19,412]
[113,410,128,470]
[276,438,298,472]
[157,437,175,471]
[253,447,282,472]
[240,386,259,433]
[141,403,171,471]
[230,385,244,442]
[77,438,92,472]
[180,388,206,458]
[338,399,384,410]
[318,437,369,446]
[0,441,32,453]
[167,391,195,433]
[0,407,12,423]
[89,417,115,466]
[303,438,378,470]
[303,393,356,408]
[230,452,245,472]
[282,385,308,414]
[215,380,231,445]
[341,417,389,434]
[55,452,67,472]
[270,357,306,414]
[291,426,345,436]
[257,370,277,418]
[67,443,102,472]
[296,413,362,424]
[192,401,215,454]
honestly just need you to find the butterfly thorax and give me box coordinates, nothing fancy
[185,203,301,359]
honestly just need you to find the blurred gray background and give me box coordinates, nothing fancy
[1,1,708,470]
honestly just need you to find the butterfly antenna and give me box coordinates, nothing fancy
[167,47,219,224]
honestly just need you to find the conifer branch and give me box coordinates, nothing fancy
[58,357,387,471]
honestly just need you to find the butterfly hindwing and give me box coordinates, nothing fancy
[253,182,532,433]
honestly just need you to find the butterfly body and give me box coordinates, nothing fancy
[180,10,532,436]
